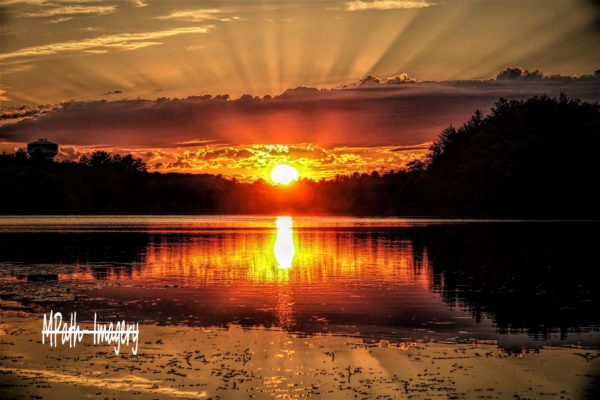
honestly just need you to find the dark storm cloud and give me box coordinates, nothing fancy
[0,104,57,121]
[1,68,599,148]
[103,90,123,96]
[495,66,600,81]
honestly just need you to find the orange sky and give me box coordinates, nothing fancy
[2,0,599,104]
[1,0,599,179]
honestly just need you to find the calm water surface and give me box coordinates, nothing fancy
[0,216,598,349]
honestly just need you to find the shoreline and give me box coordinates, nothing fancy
[1,310,599,399]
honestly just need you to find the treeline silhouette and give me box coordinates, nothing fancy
[1,94,599,217]
[409,223,600,338]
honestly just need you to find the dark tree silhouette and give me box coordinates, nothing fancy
[420,94,600,217]
[79,151,147,172]
[0,95,598,217]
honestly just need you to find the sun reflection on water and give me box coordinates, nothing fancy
[274,216,295,269]
[59,217,431,289]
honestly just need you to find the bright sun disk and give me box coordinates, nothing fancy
[271,164,299,185]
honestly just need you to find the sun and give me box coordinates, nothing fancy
[271,164,299,185]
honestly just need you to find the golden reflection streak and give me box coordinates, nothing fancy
[63,218,432,288]
[274,216,295,269]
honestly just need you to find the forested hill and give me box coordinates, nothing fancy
[414,94,600,218]
[1,95,599,218]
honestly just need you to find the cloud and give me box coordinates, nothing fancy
[0,67,598,176]
[390,144,430,152]
[0,26,211,61]
[341,72,417,88]
[0,0,47,5]
[341,67,600,89]
[0,104,57,124]
[102,90,123,96]
[0,88,9,102]
[157,9,239,23]
[1,0,113,5]
[130,0,147,8]
[74,143,428,179]
[344,1,436,11]
[22,5,117,18]
[157,9,222,22]
[386,73,417,84]
[49,16,73,23]
[175,139,216,147]
[1,108,39,120]
[277,86,322,99]
[495,66,600,81]
[353,75,382,87]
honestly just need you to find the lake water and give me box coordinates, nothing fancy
[1,216,598,349]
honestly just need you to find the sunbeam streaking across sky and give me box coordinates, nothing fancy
[0,0,599,180]
[1,0,598,103]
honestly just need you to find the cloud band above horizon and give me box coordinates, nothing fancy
[1,70,599,179]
